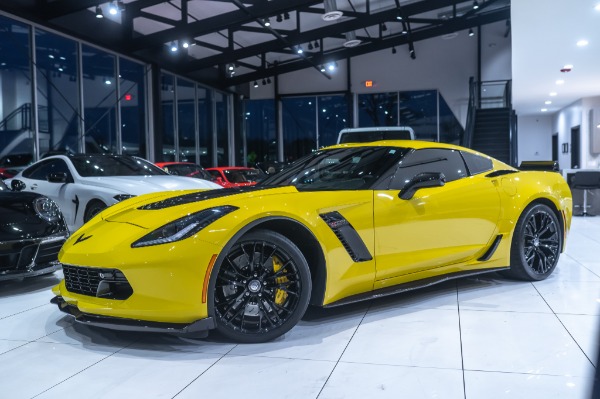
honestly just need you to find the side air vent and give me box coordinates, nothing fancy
[320,211,372,262]
[478,234,503,261]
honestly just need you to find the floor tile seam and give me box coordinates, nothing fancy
[171,345,238,399]
[315,304,371,399]
[456,281,467,399]
[29,340,136,399]
[335,359,464,371]
[564,253,600,279]
[0,303,50,321]
[0,340,32,357]
[462,367,596,378]
[457,308,557,315]
[220,352,338,363]
[530,283,597,370]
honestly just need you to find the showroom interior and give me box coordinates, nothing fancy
[0,0,599,398]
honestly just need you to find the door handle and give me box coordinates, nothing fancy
[31,184,38,190]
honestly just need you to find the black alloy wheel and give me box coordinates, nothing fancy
[211,229,311,343]
[508,203,562,281]
[84,200,107,223]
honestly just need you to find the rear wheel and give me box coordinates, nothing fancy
[211,230,311,343]
[506,203,562,281]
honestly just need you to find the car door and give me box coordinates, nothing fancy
[19,158,78,228]
[373,148,502,282]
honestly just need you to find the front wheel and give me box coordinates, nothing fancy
[84,200,106,223]
[506,203,562,281]
[211,229,311,343]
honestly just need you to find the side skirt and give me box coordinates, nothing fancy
[323,267,509,308]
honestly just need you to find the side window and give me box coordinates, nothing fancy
[208,170,221,179]
[24,159,70,181]
[461,151,493,175]
[389,148,467,190]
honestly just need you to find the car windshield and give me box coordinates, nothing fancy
[165,164,214,180]
[224,168,266,183]
[261,146,409,191]
[71,155,169,177]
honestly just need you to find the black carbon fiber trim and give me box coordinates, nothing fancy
[138,186,279,210]
[320,211,372,262]
[478,234,503,261]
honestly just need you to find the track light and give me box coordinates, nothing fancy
[95,5,104,18]
[402,22,408,34]
[283,12,290,20]
[182,41,190,48]
[267,77,272,84]
[308,42,314,50]
[253,81,259,88]
[382,23,388,32]
[276,14,283,23]
[108,1,118,15]
[315,40,320,48]
[170,41,178,52]
[396,9,402,20]
[473,0,479,9]
[262,79,267,85]
[297,46,303,54]
[392,47,396,54]
[468,28,475,37]
[263,17,271,27]
[228,64,234,71]
[320,65,326,72]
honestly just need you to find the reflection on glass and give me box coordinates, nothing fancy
[358,92,398,127]
[82,45,117,154]
[215,91,229,166]
[244,99,276,167]
[438,92,463,144]
[119,58,146,156]
[318,95,349,148]
[198,87,212,167]
[282,97,316,162]
[160,73,175,161]
[0,16,33,168]
[399,90,437,141]
[177,78,195,162]
[35,29,79,157]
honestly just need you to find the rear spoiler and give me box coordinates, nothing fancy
[518,161,559,172]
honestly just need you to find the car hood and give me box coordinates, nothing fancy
[80,175,222,194]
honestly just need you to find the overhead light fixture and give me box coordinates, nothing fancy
[95,5,104,18]
[276,14,283,22]
[392,47,397,54]
[396,10,403,20]
[170,41,178,52]
[283,12,290,20]
[263,17,271,27]
[228,64,234,71]
[576,39,589,47]
[323,0,343,21]
[267,77,272,84]
[468,28,475,37]
[596,3,600,11]
[308,42,314,50]
[401,22,408,34]
[409,43,416,59]
[549,92,557,96]
[541,108,548,112]
[545,100,552,105]
[104,78,112,85]
[320,65,326,72]
[262,79,267,85]
[296,46,303,54]
[382,23,388,32]
[343,31,361,48]
[473,0,479,10]
[253,81,259,88]
[108,1,118,15]
[556,79,564,85]
[327,62,337,72]
[314,40,320,49]
[182,41,190,49]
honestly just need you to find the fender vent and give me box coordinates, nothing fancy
[320,211,372,262]
[478,234,503,261]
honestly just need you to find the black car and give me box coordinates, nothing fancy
[0,179,68,280]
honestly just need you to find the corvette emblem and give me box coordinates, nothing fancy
[73,233,92,245]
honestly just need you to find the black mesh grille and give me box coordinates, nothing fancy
[62,265,132,299]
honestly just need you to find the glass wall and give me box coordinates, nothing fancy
[177,78,195,162]
[35,28,79,156]
[82,44,117,153]
[399,90,438,141]
[358,92,398,127]
[119,58,146,156]
[244,99,276,167]
[160,73,175,161]
[318,95,348,148]
[215,91,229,166]
[282,97,317,162]
[0,16,33,170]
[197,86,213,166]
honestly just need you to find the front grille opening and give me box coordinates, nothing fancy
[62,265,133,300]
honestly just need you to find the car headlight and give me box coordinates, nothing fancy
[114,194,136,202]
[131,205,238,248]
[33,197,62,223]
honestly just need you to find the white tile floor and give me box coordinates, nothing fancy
[1,217,599,399]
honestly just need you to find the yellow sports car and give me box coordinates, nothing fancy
[51,141,572,343]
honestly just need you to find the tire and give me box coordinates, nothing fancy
[211,229,311,343]
[506,203,562,281]
[84,200,107,223]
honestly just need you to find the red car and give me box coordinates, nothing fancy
[206,166,266,188]
[155,162,216,182]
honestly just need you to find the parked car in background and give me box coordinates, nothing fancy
[0,153,34,179]
[7,154,221,232]
[0,179,68,281]
[206,166,266,187]
[337,126,415,144]
[155,161,216,182]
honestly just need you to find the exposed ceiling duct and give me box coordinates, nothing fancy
[343,31,361,47]
[322,0,343,21]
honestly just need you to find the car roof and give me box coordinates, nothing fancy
[326,140,465,151]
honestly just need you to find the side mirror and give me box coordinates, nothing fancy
[47,172,69,183]
[11,179,26,192]
[399,172,446,200]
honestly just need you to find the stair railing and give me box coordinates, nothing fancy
[0,103,31,132]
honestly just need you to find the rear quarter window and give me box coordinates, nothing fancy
[461,151,493,175]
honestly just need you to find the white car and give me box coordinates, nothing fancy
[7,154,222,232]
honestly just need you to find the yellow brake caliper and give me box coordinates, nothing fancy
[273,255,289,306]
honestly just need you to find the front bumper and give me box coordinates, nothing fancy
[51,296,215,335]
[0,234,67,281]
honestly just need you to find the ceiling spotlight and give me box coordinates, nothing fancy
[320,65,326,72]
[263,17,271,27]
[576,39,589,47]
[549,92,557,96]
[228,64,234,71]
[170,41,178,52]
[95,5,104,18]
[323,0,343,21]
[297,46,303,54]
[283,12,290,20]
[105,78,112,85]
[392,47,397,54]
[182,41,190,49]
[468,28,475,37]
[382,23,388,32]
[108,1,118,15]
[314,40,320,48]
[545,100,552,105]
[473,0,479,9]
[229,70,236,76]
[541,108,548,112]
[276,14,283,23]
[396,10,402,20]
[401,22,408,34]
[262,79,267,85]
[327,62,336,72]
[556,79,564,85]
[267,77,272,84]
[253,81,259,88]
[308,42,314,50]
[596,3,600,11]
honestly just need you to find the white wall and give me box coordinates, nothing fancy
[517,115,553,164]
[480,21,512,81]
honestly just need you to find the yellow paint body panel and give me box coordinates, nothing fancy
[54,140,573,325]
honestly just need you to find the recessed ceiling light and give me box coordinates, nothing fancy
[564,64,574,69]
[545,100,552,105]
[576,39,589,47]
[541,108,548,112]
[549,92,557,96]
[556,79,565,85]
[596,3,600,11]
